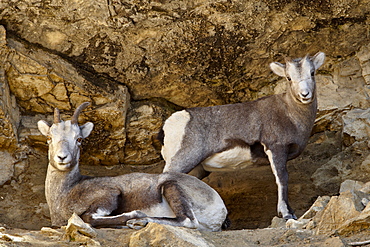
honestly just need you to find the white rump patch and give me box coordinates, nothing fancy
[162,110,190,170]
[201,146,253,172]
[140,196,176,218]
[194,189,228,231]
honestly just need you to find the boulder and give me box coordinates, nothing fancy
[313,192,362,235]
[299,196,331,220]
[285,180,370,236]
[339,180,365,194]
[63,213,100,246]
[129,222,213,247]
[342,108,370,144]
[336,202,370,236]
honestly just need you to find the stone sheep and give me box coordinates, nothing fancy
[37,102,228,231]
[159,52,326,220]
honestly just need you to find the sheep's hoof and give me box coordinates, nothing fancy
[126,218,149,230]
[283,214,297,220]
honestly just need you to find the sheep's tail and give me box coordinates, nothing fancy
[222,216,231,230]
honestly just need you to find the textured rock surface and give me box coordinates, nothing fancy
[3,34,131,166]
[283,180,370,238]
[129,222,212,247]
[0,221,366,247]
[0,0,369,238]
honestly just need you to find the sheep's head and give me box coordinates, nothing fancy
[37,102,94,171]
[270,52,325,104]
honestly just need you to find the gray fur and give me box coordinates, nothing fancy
[38,103,228,231]
[161,52,325,220]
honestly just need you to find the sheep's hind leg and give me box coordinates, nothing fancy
[163,144,208,175]
[127,181,199,230]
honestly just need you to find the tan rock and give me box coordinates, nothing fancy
[357,43,370,85]
[51,83,69,102]
[269,216,286,229]
[342,108,370,142]
[322,237,345,247]
[360,154,370,173]
[314,191,363,235]
[0,26,6,47]
[299,196,331,220]
[63,213,100,246]
[78,86,129,166]
[21,98,53,113]
[7,51,48,75]
[40,93,71,111]
[0,232,24,242]
[339,180,365,194]
[124,101,172,165]
[290,16,315,31]
[69,92,92,109]
[129,222,213,247]
[286,219,310,229]
[337,202,370,236]
[7,66,54,101]
[360,181,370,194]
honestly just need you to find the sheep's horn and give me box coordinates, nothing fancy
[54,108,61,124]
[71,102,90,124]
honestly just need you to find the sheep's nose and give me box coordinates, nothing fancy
[301,91,309,97]
[58,155,68,161]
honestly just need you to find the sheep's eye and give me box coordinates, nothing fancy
[46,136,52,144]
[311,71,315,77]
[286,76,291,81]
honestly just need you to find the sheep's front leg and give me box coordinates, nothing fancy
[264,145,296,220]
[82,210,147,228]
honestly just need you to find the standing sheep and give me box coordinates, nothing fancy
[160,52,325,220]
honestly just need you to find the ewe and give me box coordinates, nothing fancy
[160,52,325,220]
[38,102,228,231]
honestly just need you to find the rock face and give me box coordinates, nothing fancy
[0,0,369,233]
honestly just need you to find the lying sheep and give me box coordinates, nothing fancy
[38,102,228,231]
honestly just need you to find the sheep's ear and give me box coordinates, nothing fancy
[80,122,94,138]
[37,120,50,136]
[270,62,286,77]
[312,52,325,70]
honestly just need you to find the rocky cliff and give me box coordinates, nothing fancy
[0,0,369,239]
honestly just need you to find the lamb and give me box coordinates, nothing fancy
[160,52,325,220]
[37,102,228,231]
